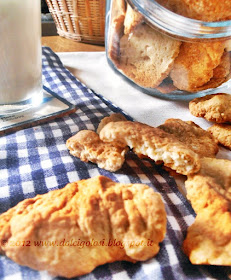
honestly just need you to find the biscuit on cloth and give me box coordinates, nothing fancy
[66,130,127,172]
[119,23,181,88]
[183,206,231,265]
[158,118,218,158]
[189,93,231,123]
[156,0,231,21]
[170,42,225,92]
[99,121,200,175]
[185,157,231,213]
[183,158,231,265]
[97,113,128,134]
[208,123,231,150]
[0,176,167,278]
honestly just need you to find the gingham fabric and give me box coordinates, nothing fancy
[0,47,229,280]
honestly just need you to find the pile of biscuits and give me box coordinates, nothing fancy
[184,157,231,265]
[66,113,219,175]
[190,93,231,150]
[66,99,231,266]
[1,93,231,277]
[108,0,231,93]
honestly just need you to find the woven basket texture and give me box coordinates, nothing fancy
[46,0,105,45]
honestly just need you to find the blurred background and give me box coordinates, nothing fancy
[41,0,105,48]
[41,0,57,36]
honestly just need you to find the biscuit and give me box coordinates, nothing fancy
[156,77,177,94]
[185,157,231,213]
[0,175,167,278]
[158,119,218,158]
[97,113,128,134]
[183,158,231,265]
[180,0,231,21]
[192,51,231,92]
[66,130,127,172]
[119,23,181,88]
[170,42,225,91]
[124,3,143,35]
[225,40,231,52]
[189,93,231,123]
[99,121,201,175]
[107,0,126,65]
[211,51,231,82]
[183,207,231,265]
[156,0,231,21]
[208,123,231,150]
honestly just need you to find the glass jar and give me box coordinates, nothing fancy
[105,0,231,100]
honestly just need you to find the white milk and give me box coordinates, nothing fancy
[0,0,42,105]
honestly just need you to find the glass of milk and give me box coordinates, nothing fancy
[0,0,43,115]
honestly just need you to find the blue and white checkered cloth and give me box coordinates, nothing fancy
[0,47,229,280]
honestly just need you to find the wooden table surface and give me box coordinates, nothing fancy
[42,36,105,52]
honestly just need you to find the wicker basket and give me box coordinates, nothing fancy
[46,0,105,45]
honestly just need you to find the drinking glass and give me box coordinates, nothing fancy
[0,0,43,115]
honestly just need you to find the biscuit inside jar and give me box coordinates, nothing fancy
[108,0,231,95]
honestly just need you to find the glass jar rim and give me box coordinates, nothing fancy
[128,0,231,40]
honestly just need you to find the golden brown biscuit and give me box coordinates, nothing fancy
[66,130,127,172]
[119,23,181,88]
[0,176,167,278]
[99,121,200,175]
[155,77,177,94]
[211,51,231,82]
[111,0,126,20]
[189,93,231,123]
[185,157,231,212]
[170,42,225,92]
[180,0,231,21]
[185,158,231,213]
[225,40,231,52]
[124,3,143,35]
[107,0,126,65]
[97,113,128,134]
[192,51,231,92]
[183,207,231,265]
[208,123,231,150]
[158,119,218,158]
[185,174,230,215]
[156,0,231,21]
[183,158,231,265]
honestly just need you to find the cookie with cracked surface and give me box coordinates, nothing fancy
[189,93,231,123]
[97,113,128,134]
[192,51,231,92]
[158,118,218,158]
[170,41,224,92]
[119,23,181,88]
[107,0,126,65]
[156,77,177,94]
[156,0,231,21]
[0,175,167,278]
[99,121,200,175]
[66,130,127,172]
[183,207,231,265]
[124,3,143,35]
[208,123,231,150]
[185,157,231,213]
[183,158,231,265]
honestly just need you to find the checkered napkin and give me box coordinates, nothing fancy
[0,47,229,280]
